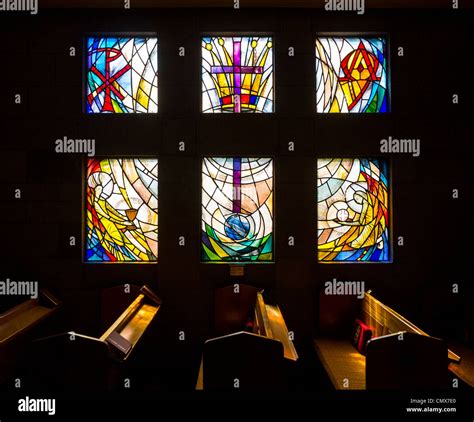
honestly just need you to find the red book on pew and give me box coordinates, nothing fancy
[351,319,373,355]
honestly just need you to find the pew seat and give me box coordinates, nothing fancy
[314,338,366,390]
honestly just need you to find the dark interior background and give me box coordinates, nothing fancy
[0,6,471,389]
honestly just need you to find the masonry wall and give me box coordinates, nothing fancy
[0,7,471,386]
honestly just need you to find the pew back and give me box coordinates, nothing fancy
[203,331,285,391]
[366,331,448,389]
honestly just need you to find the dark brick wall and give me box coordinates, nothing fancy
[0,7,471,379]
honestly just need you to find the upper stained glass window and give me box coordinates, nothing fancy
[86,36,158,113]
[202,36,274,113]
[315,37,388,113]
[86,158,158,262]
[202,157,273,262]
[317,158,390,262]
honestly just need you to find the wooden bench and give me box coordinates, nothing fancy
[196,284,297,390]
[0,290,60,385]
[32,285,161,390]
[314,291,467,390]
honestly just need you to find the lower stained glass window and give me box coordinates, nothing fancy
[317,158,390,262]
[86,158,158,262]
[202,157,273,262]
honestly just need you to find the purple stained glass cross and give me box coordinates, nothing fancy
[211,40,263,113]
[233,157,241,213]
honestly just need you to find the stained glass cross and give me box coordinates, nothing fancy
[211,41,263,113]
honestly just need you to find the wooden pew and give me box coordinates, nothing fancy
[99,285,161,362]
[315,291,466,390]
[0,290,60,386]
[447,342,474,388]
[32,285,161,390]
[196,284,297,390]
[361,291,460,363]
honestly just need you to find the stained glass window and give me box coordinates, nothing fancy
[86,158,158,262]
[315,37,388,113]
[317,158,390,262]
[202,157,273,262]
[202,36,274,113]
[86,37,158,113]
